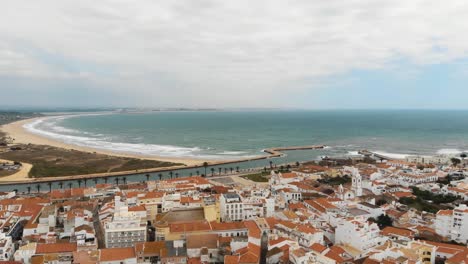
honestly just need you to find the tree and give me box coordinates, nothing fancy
[93,178,98,185]
[224,168,228,174]
[263,167,267,172]
[203,162,209,176]
[68,182,73,189]
[230,167,233,174]
[169,171,173,179]
[27,186,31,194]
[451,157,461,166]
[36,184,41,193]
[295,161,300,167]
[123,177,127,184]
[47,182,52,192]
[236,166,240,172]
[218,167,222,175]
[158,174,163,181]
[104,177,108,184]
[77,179,82,188]
[84,178,87,187]
[280,165,284,171]
[376,199,387,206]
[146,174,150,182]
[58,182,64,189]
[370,214,393,229]
[286,164,291,171]
[196,170,200,176]
[210,168,215,176]
[115,178,120,185]
[269,160,273,169]
[175,173,179,178]
[461,153,467,160]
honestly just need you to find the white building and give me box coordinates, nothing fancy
[103,196,147,248]
[335,217,386,255]
[435,204,468,244]
[220,193,244,221]
[104,217,146,248]
[0,233,14,261]
[220,192,274,221]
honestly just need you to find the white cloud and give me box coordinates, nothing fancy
[1,0,468,107]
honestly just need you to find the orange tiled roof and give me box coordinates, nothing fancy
[280,172,297,179]
[310,243,327,253]
[244,220,261,239]
[99,247,135,261]
[169,221,211,233]
[381,226,414,238]
[36,243,77,254]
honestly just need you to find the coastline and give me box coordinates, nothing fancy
[1,117,211,167]
[0,116,326,186]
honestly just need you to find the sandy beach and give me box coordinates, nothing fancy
[1,117,210,167]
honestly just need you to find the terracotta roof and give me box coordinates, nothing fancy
[280,172,297,178]
[224,255,239,264]
[238,243,260,264]
[35,243,77,254]
[310,243,327,253]
[142,191,165,199]
[128,205,146,212]
[186,234,219,249]
[99,247,135,261]
[210,221,246,231]
[446,249,468,264]
[381,226,415,238]
[187,257,202,264]
[169,221,211,233]
[392,192,414,198]
[244,220,261,239]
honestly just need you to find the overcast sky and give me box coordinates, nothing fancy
[1,0,468,109]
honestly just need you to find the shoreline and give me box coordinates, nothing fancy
[1,117,213,167]
[0,116,326,186]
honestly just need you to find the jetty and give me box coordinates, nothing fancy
[358,150,395,161]
[263,145,326,157]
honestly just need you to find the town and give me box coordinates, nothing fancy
[0,152,466,264]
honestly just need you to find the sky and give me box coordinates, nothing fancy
[1,0,468,109]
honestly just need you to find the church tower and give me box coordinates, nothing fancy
[351,169,363,197]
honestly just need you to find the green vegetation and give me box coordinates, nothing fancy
[241,171,270,182]
[368,214,393,229]
[411,187,458,204]
[451,157,461,166]
[318,175,351,186]
[399,197,439,213]
[0,144,181,178]
[398,187,458,213]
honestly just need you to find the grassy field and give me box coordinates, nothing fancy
[241,171,270,182]
[0,144,181,178]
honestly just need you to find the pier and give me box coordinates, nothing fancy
[358,150,396,161]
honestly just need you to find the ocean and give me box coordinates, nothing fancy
[3,109,467,191]
[26,110,468,161]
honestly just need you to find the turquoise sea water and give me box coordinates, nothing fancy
[4,110,468,192]
[27,110,468,160]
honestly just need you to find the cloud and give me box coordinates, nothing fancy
[1,0,468,107]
